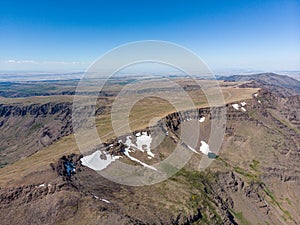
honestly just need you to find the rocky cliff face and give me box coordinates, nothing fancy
[0,75,299,224]
[0,153,240,225]
[0,102,73,167]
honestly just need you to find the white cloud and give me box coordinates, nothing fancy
[4,59,87,65]
[5,59,37,64]
[44,61,87,65]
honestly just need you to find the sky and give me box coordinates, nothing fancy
[0,0,299,73]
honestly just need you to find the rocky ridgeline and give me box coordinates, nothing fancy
[215,172,270,215]
[0,181,77,207]
[262,167,300,182]
[162,107,211,131]
[0,102,72,117]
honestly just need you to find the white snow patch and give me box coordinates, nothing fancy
[81,150,122,171]
[187,145,199,154]
[254,93,258,97]
[241,107,246,112]
[199,117,205,123]
[123,145,157,171]
[92,194,110,203]
[136,132,154,157]
[100,198,110,203]
[125,133,154,157]
[83,133,157,172]
[125,136,134,152]
[187,118,192,121]
[165,131,169,136]
[199,141,211,155]
[258,100,262,104]
[38,184,45,187]
[241,102,246,106]
[232,103,239,110]
[135,132,141,137]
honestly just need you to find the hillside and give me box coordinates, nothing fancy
[218,73,300,96]
[0,74,299,224]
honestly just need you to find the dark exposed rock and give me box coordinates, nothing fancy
[56,154,83,180]
[0,102,74,166]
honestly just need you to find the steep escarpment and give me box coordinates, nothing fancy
[217,90,300,224]
[0,74,299,224]
[0,154,240,225]
[0,102,73,167]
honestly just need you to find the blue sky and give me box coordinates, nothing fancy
[0,0,299,72]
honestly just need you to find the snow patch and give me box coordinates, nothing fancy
[187,145,199,154]
[123,144,157,171]
[92,194,110,203]
[136,132,154,157]
[232,103,239,110]
[125,133,154,158]
[93,195,99,199]
[241,102,246,106]
[82,132,156,172]
[81,150,122,171]
[254,93,258,97]
[199,116,205,123]
[258,100,262,104]
[100,198,110,203]
[199,141,211,155]
[241,107,246,112]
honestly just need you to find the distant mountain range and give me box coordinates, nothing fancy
[218,73,300,96]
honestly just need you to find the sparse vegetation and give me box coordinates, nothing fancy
[230,210,251,225]
[249,159,259,171]
[0,74,299,224]
[29,123,43,131]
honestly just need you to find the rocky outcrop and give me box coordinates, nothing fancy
[0,102,72,117]
[214,172,270,214]
[0,102,73,167]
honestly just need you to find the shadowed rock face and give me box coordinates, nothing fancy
[0,100,113,168]
[0,102,72,117]
[0,102,73,167]
[0,153,241,225]
[163,107,211,131]
[55,154,83,180]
